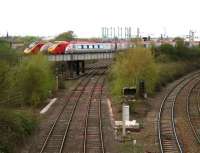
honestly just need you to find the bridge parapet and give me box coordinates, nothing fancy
[47,51,115,61]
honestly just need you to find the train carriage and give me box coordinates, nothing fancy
[65,42,116,53]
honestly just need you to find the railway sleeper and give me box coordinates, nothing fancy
[162,134,175,140]
[87,148,102,153]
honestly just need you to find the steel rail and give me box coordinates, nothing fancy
[83,71,106,153]
[99,78,106,153]
[58,70,99,153]
[39,69,97,153]
[186,79,200,144]
[158,71,200,153]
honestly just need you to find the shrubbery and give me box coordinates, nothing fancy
[156,42,200,61]
[110,43,200,98]
[12,54,55,107]
[110,48,158,96]
[0,40,55,153]
[0,109,37,153]
[0,53,55,107]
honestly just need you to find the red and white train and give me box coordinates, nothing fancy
[24,40,131,54]
[24,41,45,54]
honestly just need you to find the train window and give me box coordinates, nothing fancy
[77,45,81,49]
[83,45,87,49]
[81,45,84,49]
[98,45,100,49]
[87,45,89,49]
[92,45,95,48]
[89,45,93,49]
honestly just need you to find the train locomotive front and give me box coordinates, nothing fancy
[48,41,69,54]
[24,41,44,54]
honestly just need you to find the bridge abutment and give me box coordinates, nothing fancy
[67,61,85,79]
[75,61,80,76]
[55,60,85,80]
[81,61,85,73]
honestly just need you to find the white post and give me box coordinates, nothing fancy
[122,103,126,136]
[133,140,136,153]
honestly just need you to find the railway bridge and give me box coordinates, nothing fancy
[49,50,117,79]
[47,50,115,62]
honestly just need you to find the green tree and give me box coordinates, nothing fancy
[19,36,40,46]
[0,109,37,153]
[174,37,185,48]
[0,39,10,51]
[54,31,75,41]
[13,54,55,107]
[110,48,158,96]
[0,61,11,102]
[0,39,20,64]
[159,44,174,55]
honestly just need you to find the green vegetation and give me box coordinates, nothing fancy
[110,48,158,97]
[0,39,19,63]
[110,40,200,98]
[0,40,55,153]
[155,43,200,61]
[54,31,75,41]
[0,109,37,153]
[0,39,11,51]
[110,39,200,153]
[117,141,144,153]
[14,54,55,107]
[12,36,41,46]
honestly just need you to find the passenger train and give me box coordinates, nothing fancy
[24,42,44,54]
[24,40,131,54]
[48,41,69,54]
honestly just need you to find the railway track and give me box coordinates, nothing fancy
[61,70,106,153]
[37,66,106,153]
[187,80,200,144]
[83,73,105,153]
[38,70,97,153]
[158,71,200,153]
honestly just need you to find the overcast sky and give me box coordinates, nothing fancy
[0,0,200,38]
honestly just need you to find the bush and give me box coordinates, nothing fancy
[156,42,200,61]
[0,39,11,51]
[0,39,20,64]
[109,47,200,99]
[156,62,186,87]
[110,48,158,96]
[54,31,75,41]
[0,109,37,153]
[12,54,55,107]
[0,61,11,99]
[156,60,200,89]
